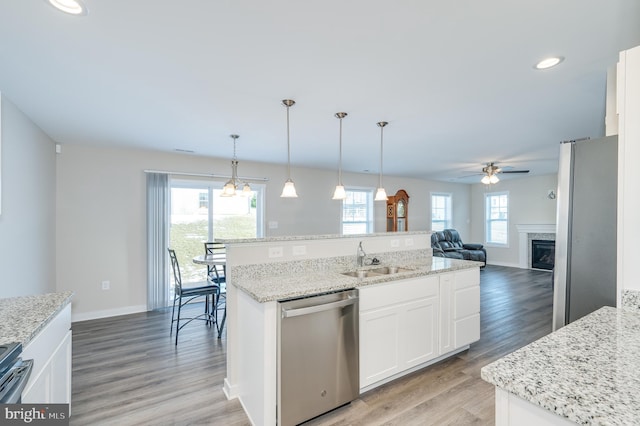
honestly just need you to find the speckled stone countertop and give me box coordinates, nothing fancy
[481,306,640,425]
[217,230,430,244]
[0,292,73,346]
[234,256,482,302]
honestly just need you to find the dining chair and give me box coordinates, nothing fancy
[168,248,220,345]
[204,242,227,338]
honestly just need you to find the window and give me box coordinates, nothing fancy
[485,191,509,246]
[431,193,452,231]
[342,189,374,235]
[169,178,264,283]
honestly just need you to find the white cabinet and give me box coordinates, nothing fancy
[360,276,439,388]
[22,304,72,407]
[440,268,480,351]
[360,267,480,390]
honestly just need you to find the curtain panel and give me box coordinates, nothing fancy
[146,172,169,310]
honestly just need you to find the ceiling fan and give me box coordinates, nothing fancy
[480,162,529,184]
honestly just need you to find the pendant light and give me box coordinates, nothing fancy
[332,112,348,200]
[281,99,298,198]
[221,134,251,197]
[374,121,389,201]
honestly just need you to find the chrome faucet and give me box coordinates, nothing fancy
[357,241,367,267]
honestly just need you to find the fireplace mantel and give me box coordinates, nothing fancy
[516,224,556,269]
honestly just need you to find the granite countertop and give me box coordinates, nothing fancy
[234,256,482,302]
[481,306,640,425]
[0,292,74,346]
[217,230,431,244]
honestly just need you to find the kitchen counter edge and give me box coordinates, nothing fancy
[234,258,482,303]
[0,291,74,346]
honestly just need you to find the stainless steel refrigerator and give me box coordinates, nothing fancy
[552,136,617,331]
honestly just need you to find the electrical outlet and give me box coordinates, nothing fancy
[101,280,110,290]
[268,246,284,258]
[405,238,414,246]
[292,245,306,256]
[269,221,279,229]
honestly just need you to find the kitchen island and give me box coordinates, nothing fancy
[481,294,640,425]
[220,232,482,425]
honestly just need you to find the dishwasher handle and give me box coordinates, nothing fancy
[281,296,358,319]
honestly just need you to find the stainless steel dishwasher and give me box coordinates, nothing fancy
[277,288,359,426]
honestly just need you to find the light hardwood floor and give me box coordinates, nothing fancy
[70,265,553,426]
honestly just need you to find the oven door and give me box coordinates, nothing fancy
[0,358,34,404]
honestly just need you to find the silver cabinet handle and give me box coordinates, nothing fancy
[281,297,357,318]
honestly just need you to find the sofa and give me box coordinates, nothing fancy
[431,229,486,267]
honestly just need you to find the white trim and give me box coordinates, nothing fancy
[484,191,509,246]
[71,304,147,322]
[516,224,557,269]
[341,187,375,235]
[486,260,520,268]
[430,192,452,231]
[144,169,268,182]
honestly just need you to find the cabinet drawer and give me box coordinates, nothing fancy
[360,276,439,311]
[454,268,480,290]
[454,286,480,319]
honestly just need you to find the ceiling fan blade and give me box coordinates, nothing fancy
[501,170,529,174]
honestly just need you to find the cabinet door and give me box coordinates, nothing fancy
[454,314,480,348]
[22,364,51,403]
[439,273,454,355]
[51,331,72,405]
[402,296,438,368]
[360,306,401,388]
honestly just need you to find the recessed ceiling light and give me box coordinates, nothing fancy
[47,0,88,16]
[534,56,564,70]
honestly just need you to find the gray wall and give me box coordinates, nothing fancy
[0,92,555,318]
[55,143,471,319]
[0,95,56,298]
[469,174,558,267]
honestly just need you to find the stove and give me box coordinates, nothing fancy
[0,342,33,403]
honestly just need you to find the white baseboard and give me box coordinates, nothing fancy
[486,260,521,268]
[72,304,147,323]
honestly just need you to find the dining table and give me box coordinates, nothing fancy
[192,253,227,337]
[192,253,226,268]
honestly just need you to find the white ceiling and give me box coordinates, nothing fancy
[1,1,639,183]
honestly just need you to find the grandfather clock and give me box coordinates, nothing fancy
[386,189,409,232]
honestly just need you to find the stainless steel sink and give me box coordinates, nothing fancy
[369,266,413,275]
[341,266,413,278]
[341,270,382,278]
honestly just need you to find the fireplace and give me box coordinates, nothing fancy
[531,240,555,270]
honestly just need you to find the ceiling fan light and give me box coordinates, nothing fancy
[332,185,346,200]
[281,179,298,198]
[481,175,491,185]
[490,174,500,184]
[375,187,388,201]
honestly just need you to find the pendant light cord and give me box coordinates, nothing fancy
[378,123,385,187]
[286,104,291,179]
[379,126,383,187]
[338,115,343,184]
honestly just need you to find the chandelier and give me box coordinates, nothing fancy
[221,134,251,197]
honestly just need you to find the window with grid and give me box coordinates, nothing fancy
[431,193,452,231]
[342,189,374,235]
[485,191,509,246]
